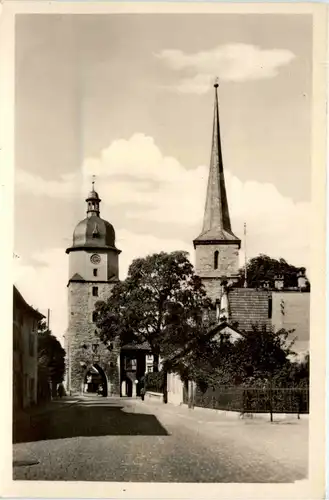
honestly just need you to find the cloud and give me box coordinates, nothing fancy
[16,133,310,270]
[15,133,311,339]
[155,44,295,93]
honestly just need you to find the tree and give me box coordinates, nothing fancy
[232,324,296,386]
[236,254,310,289]
[273,352,309,388]
[95,251,212,367]
[171,324,297,389]
[37,320,66,399]
[169,331,237,389]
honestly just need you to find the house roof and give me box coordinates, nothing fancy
[228,287,271,332]
[121,341,151,351]
[165,321,242,366]
[13,286,45,320]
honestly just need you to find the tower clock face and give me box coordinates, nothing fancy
[90,253,101,265]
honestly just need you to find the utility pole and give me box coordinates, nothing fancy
[244,222,248,288]
[47,308,50,330]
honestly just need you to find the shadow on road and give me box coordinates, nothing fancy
[13,400,169,444]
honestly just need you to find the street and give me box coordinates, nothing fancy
[13,395,308,482]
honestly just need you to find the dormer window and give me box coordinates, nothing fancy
[92,223,99,238]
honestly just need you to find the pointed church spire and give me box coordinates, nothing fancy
[194,80,240,247]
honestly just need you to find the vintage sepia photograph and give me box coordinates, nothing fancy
[1,2,325,498]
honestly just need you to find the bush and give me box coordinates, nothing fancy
[145,371,164,393]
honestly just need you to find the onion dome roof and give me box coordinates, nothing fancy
[72,215,117,249]
[66,181,120,254]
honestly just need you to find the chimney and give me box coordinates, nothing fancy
[274,275,284,291]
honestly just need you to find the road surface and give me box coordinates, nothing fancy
[13,395,308,482]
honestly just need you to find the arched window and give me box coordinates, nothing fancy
[214,250,219,270]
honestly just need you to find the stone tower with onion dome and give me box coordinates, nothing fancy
[65,182,121,396]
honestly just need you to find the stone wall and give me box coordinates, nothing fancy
[65,281,120,395]
[195,243,239,280]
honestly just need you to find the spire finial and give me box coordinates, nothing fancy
[214,76,219,88]
[92,174,96,191]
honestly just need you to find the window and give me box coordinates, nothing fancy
[93,268,98,277]
[147,365,153,373]
[268,297,273,319]
[92,287,98,297]
[125,358,137,371]
[214,250,219,270]
[92,311,98,323]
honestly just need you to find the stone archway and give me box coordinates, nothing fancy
[82,364,108,397]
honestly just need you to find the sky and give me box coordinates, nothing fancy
[14,13,312,344]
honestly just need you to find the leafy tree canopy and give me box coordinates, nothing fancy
[172,324,303,389]
[236,254,310,289]
[38,319,66,385]
[95,251,212,359]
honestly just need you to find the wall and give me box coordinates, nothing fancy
[69,248,119,281]
[271,292,310,357]
[195,243,239,281]
[13,301,38,409]
[66,281,120,395]
[167,372,184,406]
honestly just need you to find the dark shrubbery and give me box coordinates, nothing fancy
[144,371,165,393]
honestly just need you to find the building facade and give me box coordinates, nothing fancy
[13,286,44,410]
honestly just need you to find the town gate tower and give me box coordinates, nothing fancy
[65,183,121,396]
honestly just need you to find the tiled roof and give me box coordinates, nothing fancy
[70,273,85,282]
[121,341,151,351]
[228,288,271,332]
[13,286,45,320]
[194,227,240,243]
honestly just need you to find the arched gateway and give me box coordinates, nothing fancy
[64,182,121,396]
[82,364,108,397]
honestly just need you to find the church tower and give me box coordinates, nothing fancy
[193,82,241,301]
[65,182,121,396]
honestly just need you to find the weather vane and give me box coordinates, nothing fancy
[214,76,219,88]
